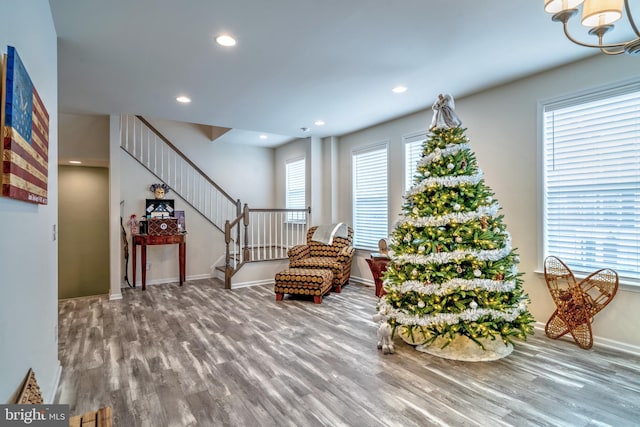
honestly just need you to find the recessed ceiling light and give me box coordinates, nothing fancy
[392,86,408,93]
[176,96,191,103]
[314,120,325,126]
[69,160,82,164]
[216,34,237,47]
[259,134,268,140]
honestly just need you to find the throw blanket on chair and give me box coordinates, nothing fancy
[311,223,348,245]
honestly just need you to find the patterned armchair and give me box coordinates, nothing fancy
[287,225,355,292]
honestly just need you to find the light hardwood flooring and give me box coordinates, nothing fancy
[55,279,640,426]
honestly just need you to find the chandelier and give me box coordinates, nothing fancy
[544,0,640,55]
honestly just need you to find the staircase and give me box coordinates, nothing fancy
[120,114,309,288]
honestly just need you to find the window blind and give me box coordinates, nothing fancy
[352,143,388,250]
[404,131,428,192]
[286,158,305,222]
[542,81,640,283]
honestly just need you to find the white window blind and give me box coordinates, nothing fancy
[286,158,305,222]
[404,131,428,192]
[542,81,640,283]
[352,143,388,249]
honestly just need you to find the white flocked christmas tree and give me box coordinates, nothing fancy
[377,94,534,361]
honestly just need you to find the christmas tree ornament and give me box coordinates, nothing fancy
[430,93,462,130]
[376,94,534,361]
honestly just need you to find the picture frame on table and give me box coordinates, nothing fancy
[175,210,186,232]
[145,198,174,218]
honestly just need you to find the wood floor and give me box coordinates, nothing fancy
[55,279,640,427]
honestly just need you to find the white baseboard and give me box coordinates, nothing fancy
[533,321,640,356]
[187,273,212,281]
[109,289,123,300]
[213,268,225,281]
[349,275,374,287]
[596,336,640,356]
[125,273,212,289]
[231,278,274,289]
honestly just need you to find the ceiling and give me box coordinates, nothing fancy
[49,0,603,148]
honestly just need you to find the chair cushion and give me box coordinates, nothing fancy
[287,225,355,287]
[309,240,349,257]
[289,256,341,270]
[274,268,333,296]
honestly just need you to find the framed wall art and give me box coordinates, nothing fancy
[0,45,50,204]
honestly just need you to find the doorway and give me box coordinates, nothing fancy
[58,165,109,299]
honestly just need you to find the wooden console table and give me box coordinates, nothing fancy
[132,233,186,290]
[366,253,389,297]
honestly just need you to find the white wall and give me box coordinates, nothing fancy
[337,111,427,288]
[0,0,60,402]
[333,53,640,351]
[322,136,340,224]
[274,138,309,209]
[120,151,222,283]
[458,53,639,351]
[119,119,276,285]
[54,114,277,292]
[274,136,341,226]
[145,119,276,207]
[107,55,640,350]
[58,113,109,167]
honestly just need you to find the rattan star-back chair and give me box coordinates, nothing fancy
[543,256,618,349]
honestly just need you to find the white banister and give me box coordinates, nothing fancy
[120,114,239,233]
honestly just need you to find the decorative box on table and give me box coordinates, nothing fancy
[147,218,179,236]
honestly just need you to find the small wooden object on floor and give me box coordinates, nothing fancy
[16,368,44,404]
[69,406,113,427]
[16,369,112,427]
[543,256,618,349]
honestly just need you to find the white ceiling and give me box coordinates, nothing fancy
[49,0,603,148]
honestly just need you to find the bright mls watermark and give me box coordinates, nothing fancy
[0,405,68,426]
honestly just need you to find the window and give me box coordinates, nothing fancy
[352,143,388,249]
[541,80,640,283]
[403,131,428,192]
[285,158,305,222]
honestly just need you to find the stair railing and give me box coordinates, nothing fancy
[120,114,239,232]
[120,114,310,288]
[224,205,310,288]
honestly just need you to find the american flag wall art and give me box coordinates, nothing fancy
[1,45,49,204]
